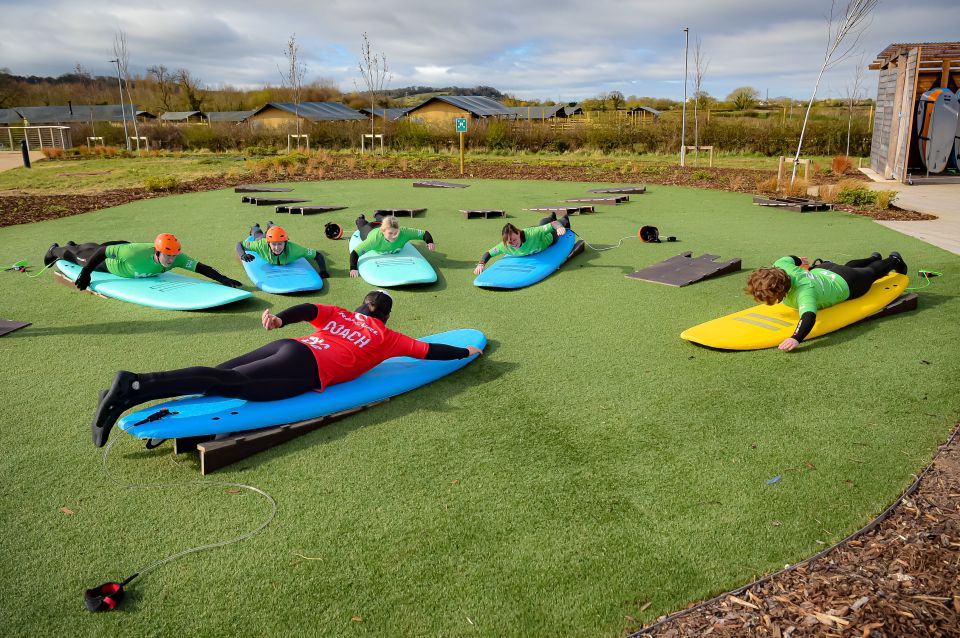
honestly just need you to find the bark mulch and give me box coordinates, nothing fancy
[0,161,929,227]
[629,424,960,638]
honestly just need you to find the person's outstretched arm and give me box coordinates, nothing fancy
[424,343,483,360]
[195,262,243,288]
[780,312,816,351]
[263,303,321,330]
[422,230,436,251]
[313,252,330,278]
[75,246,109,290]
[474,249,496,275]
[236,242,254,262]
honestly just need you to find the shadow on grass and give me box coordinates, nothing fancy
[7,315,254,337]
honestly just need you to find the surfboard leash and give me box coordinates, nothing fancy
[581,235,638,252]
[906,269,943,291]
[84,435,277,612]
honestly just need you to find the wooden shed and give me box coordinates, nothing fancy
[868,42,960,183]
[406,96,511,126]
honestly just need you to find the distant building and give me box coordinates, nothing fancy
[405,96,511,126]
[206,110,256,124]
[159,110,206,124]
[246,102,365,128]
[358,107,411,121]
[3,104,142,125]
[505,105,568,120]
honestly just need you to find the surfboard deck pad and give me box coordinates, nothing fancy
[626,252,742,287]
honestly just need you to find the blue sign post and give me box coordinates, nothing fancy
[456,118,468,174]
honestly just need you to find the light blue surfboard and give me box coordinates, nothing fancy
[117,329,485,439]
[474,230,577,289]
[55,260,251,310]
[348,230,437,287]
[239,236,323,294]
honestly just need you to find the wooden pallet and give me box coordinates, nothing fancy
[626,252,742,287]
[562,196,629,205]
[461,209,506,219]
[524,206,595,215]
[241,196,310,206]
[374,208,427,217]
[587,186,646,194]
[752,196,832,212]
[235,185,294,193]
[172,401,387,474]
[0,319,30,337]
[276,205,347,215]
[863,293,918,322]
[413,180,469,188]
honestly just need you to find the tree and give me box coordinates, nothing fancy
[727,86,758,110]
[147,64,175,112]
[791,0,879,183]
[113,30,141,153]
[356,32,391,152]
[844,54,867,157]
[0,68,20,109]
[607,91,625,111]
[176,69,205,111]
[692,38,710,162]
[278,33,307,141]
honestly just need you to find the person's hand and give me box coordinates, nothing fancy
[466,345,483,357]
[262,308,282,330]
[350,269,360,278]
[778,338,799,352]
[473,263,484,275]
[553,222,567,236]
[240,253,255,262]
[75,271,91,291]
[427,243,436,251]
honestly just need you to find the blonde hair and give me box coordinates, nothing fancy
[381,215,400,231]
[500,223,521,242]
[745,267,791,305]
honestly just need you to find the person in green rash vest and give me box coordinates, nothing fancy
[473,212,571,275]
[349,214,435,278]
[45,233,243,291]
[236,222,329,278]
[744,252,908,351]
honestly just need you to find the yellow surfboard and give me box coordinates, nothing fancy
[680,273,908,350]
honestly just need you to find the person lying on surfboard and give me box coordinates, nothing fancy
[45,234,243,291]
[349,214,436,278]
[90,290,483,447]
[745,252,908,352]
[236,222,330,278]
[473,212,571,275]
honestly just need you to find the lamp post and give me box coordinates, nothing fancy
[110,58,131,151]
[681,27,689,167]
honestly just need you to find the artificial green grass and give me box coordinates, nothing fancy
[0,179,957,636]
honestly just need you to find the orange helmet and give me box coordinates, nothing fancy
[154,233,182,255]
[265,226,288,242]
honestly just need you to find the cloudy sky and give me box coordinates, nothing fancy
[1,0,958,101]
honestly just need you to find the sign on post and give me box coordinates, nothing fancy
[455,118,467,132]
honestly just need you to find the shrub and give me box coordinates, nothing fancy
[835,186,876,206]
[756,176,779,193]
[873,190,896,210]
[144,175,180,191]
[692,169,712,180]
[243,145,276,156]
[831,155,853,175]
[781,179,809,197]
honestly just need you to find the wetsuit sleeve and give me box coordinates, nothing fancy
[195,262,235,284]
[423,230,434,244]
[235,242,248,259]
[424,343,471,360]
[792,311,817,343]
[349,250,360,270]
[479,251,493,265]
[77,245,108,278]
[275,303,320,326]
[548,225,558,242]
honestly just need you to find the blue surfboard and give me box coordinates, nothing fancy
[117,328,485,439]
[239,236,323,294]
[55,260,251,310]
[474,231,577,289]
[348,230,437,287]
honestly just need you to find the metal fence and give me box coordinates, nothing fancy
[1,126,73,151]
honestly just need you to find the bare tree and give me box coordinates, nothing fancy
[278,33,307,142]
[844,54,867,157]
[608,90,625,111]
[176,69,205,111]
[147,64,175,111]
[356,32,391,152]
[113,30,141,153]
[692,38,710,165]
[790,0,879,184]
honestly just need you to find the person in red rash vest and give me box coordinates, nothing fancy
[90,290,482,447]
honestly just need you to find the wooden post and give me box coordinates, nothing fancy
[777,156,786,185]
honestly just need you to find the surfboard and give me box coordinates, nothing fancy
[117,328,485,439]
[915,88,959,174]
[680,272,908,350]
[239,236,323,294]
[474,230,577,289]
[953,106,960,169]
[54,260,251,310]
[348,230,437,287]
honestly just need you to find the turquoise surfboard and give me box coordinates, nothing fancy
[916,87,959,174]
[117,328,485,439]
[474,230,577,289]
[239,236,323,294]
[55,260,251,310]
[348,230,437,287]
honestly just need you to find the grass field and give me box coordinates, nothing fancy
[0,179,956,636]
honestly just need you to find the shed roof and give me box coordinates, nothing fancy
[410,96,511,117]
[358,107,410,120]
[206,110,255,123]
[0,108,23,124]
[628,105,661,118]
[870,41,960,70]
[250,102,366,121]
[505,105,566,119]
[9,104,139,124]
[159,111,205,121]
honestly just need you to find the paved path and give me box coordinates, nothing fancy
[0,151,44,172]
[860,168,960,256]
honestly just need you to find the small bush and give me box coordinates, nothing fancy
[144,175,180,191]
[756,176,779,193]
[243,145,276,156]
[831,155,853,175]
[873,190,896,210]
[692,169,712,180]
[819,184,838,203]
[835,186,876,206]
[41,147,64,159]
[781,179,809,197]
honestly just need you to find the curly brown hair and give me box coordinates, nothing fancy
[745,267,791,305]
